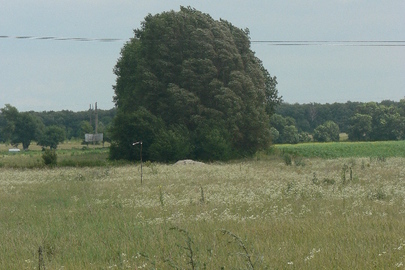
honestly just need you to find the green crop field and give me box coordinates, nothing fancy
[1,141,405,269]
[275,140,405,159]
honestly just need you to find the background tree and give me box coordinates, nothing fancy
[356,102,402,141]
[110,7,281,161]
[298,131,311,143]
[269,114,287,144]
[14,112,43,150]
[79,121,93,141]
[0,104,43,149]
[270,113,303,144]
[282,125,299,144]
[0,104,20,145]
[37,125,66,149]
[270,127,279,144]
[313,121,340,142]
[348,113,372,141]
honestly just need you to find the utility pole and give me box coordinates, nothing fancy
[95,102,98,134]
[89,104,92,128]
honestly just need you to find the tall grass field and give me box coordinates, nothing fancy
[1,141,405,269]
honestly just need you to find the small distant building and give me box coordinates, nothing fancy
[8,148,20,152]
[85,133,103,143]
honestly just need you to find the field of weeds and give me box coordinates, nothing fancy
[1,156,405,269]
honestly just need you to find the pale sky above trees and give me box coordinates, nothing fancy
[1,0,404,112]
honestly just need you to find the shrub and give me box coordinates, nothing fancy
[283,153,292,166]
[42,149,57,166]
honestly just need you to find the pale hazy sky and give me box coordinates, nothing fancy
[1,0,404,112]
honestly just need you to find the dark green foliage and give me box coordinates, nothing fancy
[313,121,340,142]
[282,125,300,144]
[270,127,279,143]
[79,121,93,140]
[0,105,116,146]
[42,149,57,166]
[270,113,304,144]
[193,125,234,161]
[299,131,311,143]
[37,125,66,149]
[110,7,281,161]
[31,108,116,140]
[283,153,292,166]
[109,108,164,161]
[149,125,192,162]
[276,102,360,133]
[275,100,405,142]
[348,113,372,141]
[0,105,43,149]
[355,102,404,141]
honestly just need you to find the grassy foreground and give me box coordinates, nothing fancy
[1,156,405,269]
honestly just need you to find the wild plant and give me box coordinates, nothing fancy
[322,178,335,185]
[294,156,306,166]
[145,161,158,174]
[42,149,57,166]
[200,185,205,204]
[368,187,388,201]
[38,246,46,270]
[312,172,319,185]
[159,186,164,207]
[168,227,197,269]
[219,229,259,270]
[283,154,292,166]
[341,164,351,184]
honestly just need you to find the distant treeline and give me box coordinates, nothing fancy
[273,100,405,143]
[29,108,117,140]
[1,99,404,148]
[0,105,116,147]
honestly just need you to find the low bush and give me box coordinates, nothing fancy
[42,149,57,166]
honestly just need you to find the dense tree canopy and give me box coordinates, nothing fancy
[313,121,340,142]
[0,104,115,149]
[0,104,43,149]
[273,100,405,143]
[37,125,66,149]
[110,7,281,161]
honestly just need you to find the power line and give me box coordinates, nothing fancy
[252,40,405,46]
[0,35,124,42]
[1,35,404,46]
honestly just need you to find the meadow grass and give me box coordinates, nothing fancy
[0,141,112,168]
[1,156,405,269]
[1,140,404,169]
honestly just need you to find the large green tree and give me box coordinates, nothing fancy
[110,7,281,161]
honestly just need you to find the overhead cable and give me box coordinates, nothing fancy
[1,35,404,46]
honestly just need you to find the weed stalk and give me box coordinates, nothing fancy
[169,227,197,270]
[38,246,45,270]
[219,229,255,270]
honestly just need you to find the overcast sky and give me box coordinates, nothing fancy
[1,0,404,112]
